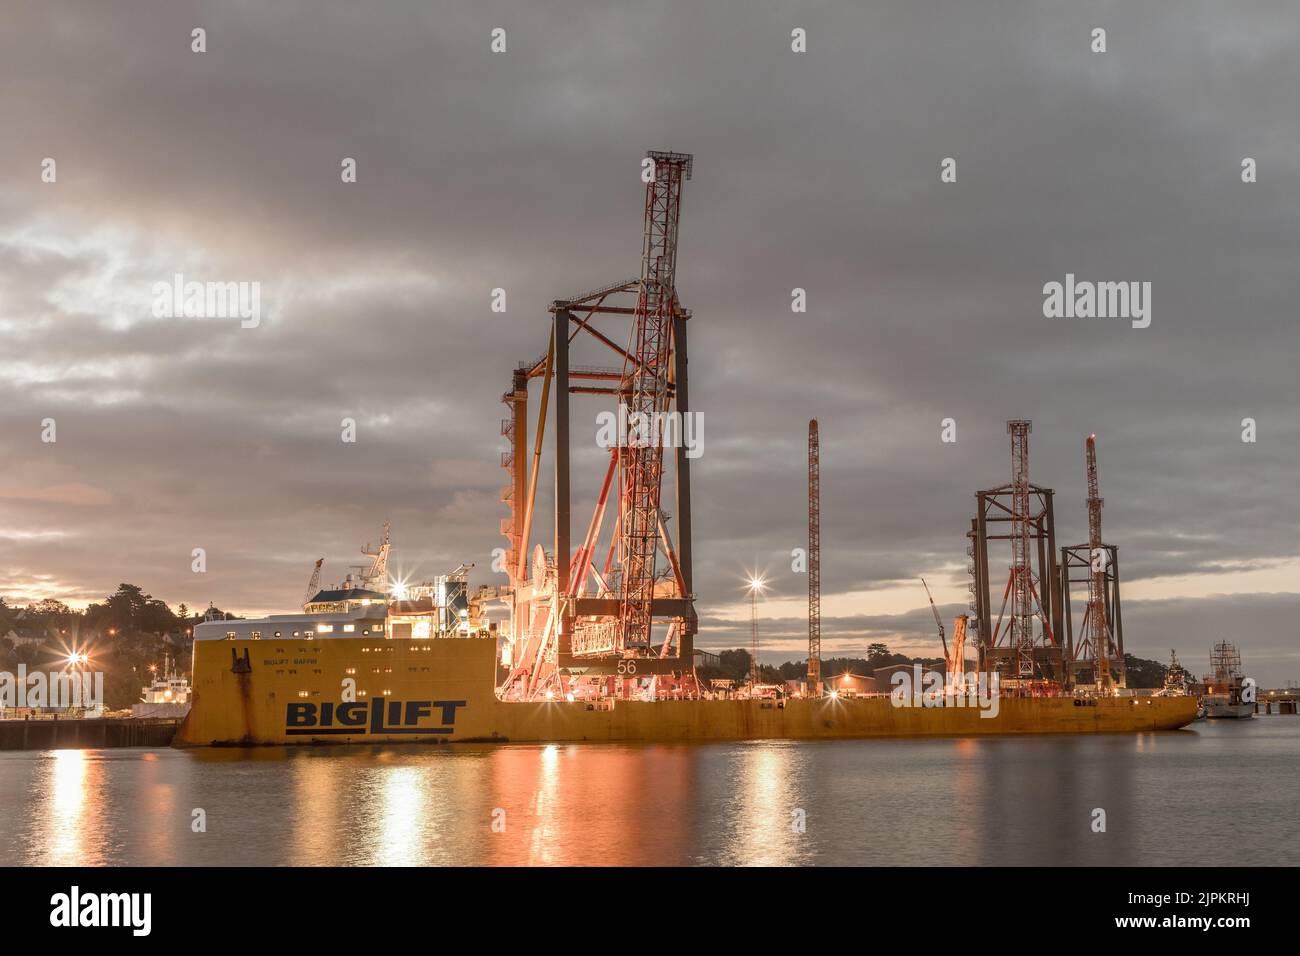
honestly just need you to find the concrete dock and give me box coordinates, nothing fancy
[0,717,179,750]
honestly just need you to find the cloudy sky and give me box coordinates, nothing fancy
[1,1,1297,683]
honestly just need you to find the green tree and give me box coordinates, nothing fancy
[1123,654,1167,689]
[105,583,150,631]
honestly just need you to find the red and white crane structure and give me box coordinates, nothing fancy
[498,152,699,701]
[807,420,821,696]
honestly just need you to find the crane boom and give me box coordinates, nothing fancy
[304,558,324,604]
[920,577,950,665]
[617,151,692,653]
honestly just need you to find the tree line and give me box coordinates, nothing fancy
[0,584,239,710]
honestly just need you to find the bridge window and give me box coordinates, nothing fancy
[251,631,261,640]
[226,631,236,640]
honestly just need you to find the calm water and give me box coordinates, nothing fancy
[1,719,1295,866]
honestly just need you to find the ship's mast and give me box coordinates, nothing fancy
[357,522,391,591]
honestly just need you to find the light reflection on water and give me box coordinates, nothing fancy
[42,750,91,866]
[1,720,1296,867]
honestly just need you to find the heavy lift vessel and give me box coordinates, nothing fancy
[175,152,1197,746]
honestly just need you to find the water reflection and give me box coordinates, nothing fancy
[0,721,1293,867]
[727,744,803,866]
[44,750,92,865]
[949,738,980,865]
[290,756,341,865]
[484,743,696,865]
[378,767,423,866]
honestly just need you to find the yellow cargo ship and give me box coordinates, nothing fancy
[174,605,1197,747]
[170,149,1206,748]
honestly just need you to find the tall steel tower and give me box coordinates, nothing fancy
[1084,434,1113,692]
[807,419,821,695]
[1008,421,1035,677]
[971,420,1062,683]
[618,150,693,654]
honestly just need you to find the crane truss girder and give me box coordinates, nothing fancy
[497,152,698,700]
[969,431,1064,683]
[617,152,692,654]
[1059,543,1126,688]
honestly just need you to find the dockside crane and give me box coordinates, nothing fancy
[921,577,950,666]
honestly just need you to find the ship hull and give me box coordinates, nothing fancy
[1203,700,1254,719]
[174,636,1200,747]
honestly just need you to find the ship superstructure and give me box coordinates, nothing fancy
[1201,641,1254,719]
[1159,649,1190,696]
[132,653,193,719]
